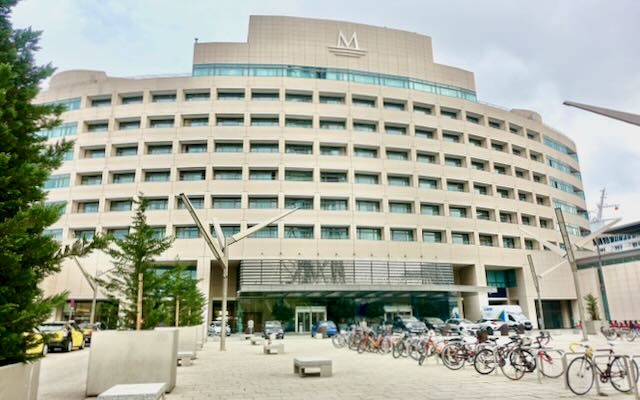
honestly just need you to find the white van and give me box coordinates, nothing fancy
[481,305,533,330]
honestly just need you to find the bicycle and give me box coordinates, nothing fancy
[565,342,639,395]
[530,332,564,379]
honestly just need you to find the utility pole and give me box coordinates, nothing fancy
[179,193,298,351]
[591,188,618,322]
[527,255,545,331]
[555,208,588,341]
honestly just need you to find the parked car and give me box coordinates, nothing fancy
[262,320,285,339]
[392,316,427,334]
[445,318,480,334]
[25,328,48,356]
[38,321,85,352]
[79,322,103,346]
[208,321,231,336]
[476,319,505,335]
[423,317,447,333]
[311,320,338,338]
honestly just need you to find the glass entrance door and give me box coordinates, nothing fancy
[295,306,326,333]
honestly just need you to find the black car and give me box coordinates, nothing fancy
[263,320,284,339]
[392,316,427,334]
[423,317,447,333]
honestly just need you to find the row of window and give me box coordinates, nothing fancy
[44,223,544,249]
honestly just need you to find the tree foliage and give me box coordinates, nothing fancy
[164,265,206,327]
[584,293,600,321]
[0,0,107,366]
[104,197,174,329]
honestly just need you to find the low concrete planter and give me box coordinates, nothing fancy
[585,320,604,335]
[0,360,41,400]
[155,326,199,354]
[86,330,178,396]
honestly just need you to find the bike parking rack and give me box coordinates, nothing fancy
[534,347,564,384]
[561,350,586,389]
[589,353,639,399]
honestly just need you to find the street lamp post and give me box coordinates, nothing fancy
[179,193,298,351]
[527,254,545,331]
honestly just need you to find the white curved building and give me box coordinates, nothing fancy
[38,16,590,331]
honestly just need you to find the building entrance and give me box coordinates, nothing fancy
[295,306,326,333]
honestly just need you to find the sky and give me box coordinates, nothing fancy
[12,0,640,224]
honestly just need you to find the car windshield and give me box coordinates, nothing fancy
[427,318,444,324]
[402,317,419,322]
[39,324,65,332]
[266,322,281,328]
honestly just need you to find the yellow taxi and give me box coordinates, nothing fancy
[38,321,85,352]
[25,328,48,356]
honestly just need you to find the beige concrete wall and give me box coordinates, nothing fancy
[579,261,640,321]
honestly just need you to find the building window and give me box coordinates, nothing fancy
[320,146,346,156]
[147,144,172,155]
[319,94,345,104]
[152,93,176,103]
[250,142,279,153]
[449,207,468,218]
[471,161,486,171]
[440,109,458,119]
[354,173,378,185]
[179,170,206,181]
[185,91,210,101]
[144,170,170,182]
[320,171,347,183]
[476,209,491,220]
[177,196,204,209]
[352,96,376,107]
[176,226,200,239]
[285,143,313,154]
[183,116,209,127]
[216,116,244,127]
[212,197,241,209]
[149,118,175,128]
[319,119,346,130]
[356,200,380,212]
[44,174,69,190]
[214,169,242,180]
[421,204,440,216]
[503,237,516,249]
[285,225,314,239]
[151,226,166,239]
[249,169,277,181]
[285,197,313,209]
[423,231,443,243]
[383,100,405,111]
[115,146,138,157]
[391,229,414,242]
[215,142,243,153]
[78,201,99,214]
[444,157,463,168]
[353,147,377,158]
[321,226,349,240]
[107,228,129,240]
[90,97,111,107]
[80,175,102,186]
[417,153,436,163]
[388,175,410,187]
[320,198,348,211]
[442,132,461,143]
[452,232,471,245]
[497,188,510,199]
[210,225,241,238]
[110,200,133,212]
[419,178,438,190]
[85,148,105,159]
[387,150,409,161]
[285,117,313,128]
[37,122,78,139]
[248,225,278,239]
[415,128,434,139]
[248,197,278,209]
[447,181,465,192]
[525,240,535,250]
[499,213,513,223]
[146,198,168,210]
[118,119,141,130]
[413,103,433,114]
[385,124,407,135]
[182,143,207,154]
[479,235,494,247]
[357,227,382,241]
[389,202,412,214]
[251,116,279,127]
[353,121,377,132]
[285,92,312,102]
[251,91,279,101]
[74,229,95,240]
[121,94,143,104]
[217,90,245,100]
[285,169,313,182]
[112,172,135,184]
[43,228,63,241]
[87,122,109,133]
[474,184,488,195]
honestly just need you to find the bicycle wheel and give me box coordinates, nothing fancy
[566,356,595,395]
[392,341,405,359]
[442,343,465,371]
[521,349,537,373]
[539,350,565,379]
[331,334,345,348]
[603,328,618,341]
[610,357,639,393]
[500,350,526,381]
[379,337,392,354]
[357,339,367,354]
[474,348,496,375]
[409,343,422,361]
[625,330,637,342]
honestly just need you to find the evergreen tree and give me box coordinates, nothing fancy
[165,265,206,326]
[0,0,107,366]
[104,197,174,329]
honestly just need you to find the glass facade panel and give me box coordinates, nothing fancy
[388,176,410,187]
[321,199,348,211]
[249,170,277,180]
[357,227,382,241]
[391,229,414,241]
[356,200,380,212]
[248,197,278,209]
[285,226,314,239]
[423,231,443,243]
[148,144,172,155]
[353,147,377,158]
[112,173,135,184]
[110,200,132,212]
[180,170,205,181]
[214,170,242,180]
[81,175,102,185]
[250,143,279,153]
[146,199,168,210]
[285,144,313,154]
[176,226,200,239]
[321,226,349,239]
[320,172,347,183]
[44,174,70,189]
[212,197,241,209]
[37,122,78,139]
[285,197,313,209]
[184,143,208,154]
[285,170,313,181]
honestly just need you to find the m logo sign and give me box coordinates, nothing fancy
[328,30,367,58]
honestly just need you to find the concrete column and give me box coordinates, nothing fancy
[196,257,212,327]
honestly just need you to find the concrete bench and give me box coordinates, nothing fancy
[177,351,195,367]
[97,383,166,400]
[293,357,332,377]
[263,342,284,354]
[250,336,262,345]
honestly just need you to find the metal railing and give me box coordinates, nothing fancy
[239,259,454,289]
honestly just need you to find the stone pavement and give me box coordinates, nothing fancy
[166,331,640,400]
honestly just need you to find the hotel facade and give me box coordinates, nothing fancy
[37,16,591,332]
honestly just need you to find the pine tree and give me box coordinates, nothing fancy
[0,0,107,366]
[164,265,206,326]
[105,197,174,329]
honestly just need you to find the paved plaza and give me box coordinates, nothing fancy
[39,331,640,400]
